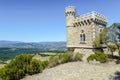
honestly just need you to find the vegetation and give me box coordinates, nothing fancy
[28,59,43,75]
[93,36,102,48]
[0,52,83,80]
[107,44,117,56]
[0,48,66,60]
[41,60,49,69]
[93,27,108,48]
[0,54,43,80]
[107,23,120,57]
[109,23,120,43]
[118,48,120,57]
[49,52,83,68]
[87,51,108,63]
[93,23,120,58]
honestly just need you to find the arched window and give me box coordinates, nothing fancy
[100,29,102,32]
[80,30,86,43]
[83,34,85,41]
[80,34,82,41]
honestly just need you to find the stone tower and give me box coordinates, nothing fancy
[65,6,108,56]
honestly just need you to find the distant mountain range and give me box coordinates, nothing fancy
[0,40,67,59]
[0,40,66,50]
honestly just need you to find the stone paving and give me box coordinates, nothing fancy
[21,62,120,80]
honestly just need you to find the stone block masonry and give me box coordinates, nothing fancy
[65,6,108,60]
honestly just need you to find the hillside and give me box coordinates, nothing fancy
[22,62,120,80]
[0,40,67,59]
[0,40,66,49]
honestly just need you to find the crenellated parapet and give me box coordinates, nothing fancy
[65,6,76,16]
[73,11,108,27]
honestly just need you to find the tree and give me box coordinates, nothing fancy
[100,27,108,44]
[118,48,120,56]
[108,44,117,57]
[109,23,120,48]
[93,27,108,49]
[113,23,120,41]
[108,23,120,57]
[93,35,101,48]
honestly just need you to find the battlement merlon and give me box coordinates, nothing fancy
[65,6,76,13]
[74,11,108,26]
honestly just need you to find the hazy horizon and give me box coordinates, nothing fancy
[0,40,66,43]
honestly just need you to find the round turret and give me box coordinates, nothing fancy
[65,6,76,27]
[65,6,76,17]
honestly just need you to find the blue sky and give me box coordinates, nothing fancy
[0,0,120,42]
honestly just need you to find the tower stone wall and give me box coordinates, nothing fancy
[65,6,108,57]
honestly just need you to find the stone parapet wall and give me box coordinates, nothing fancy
[76,11,107,22]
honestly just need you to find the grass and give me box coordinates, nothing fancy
[0,64,4,69]
[39,52,58,56]
[35,52,60,61]
[40,56,50,61]
[0,59,11,69]
[37,52,71,61]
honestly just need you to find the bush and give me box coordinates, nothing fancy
[49,56,60,68]
[28,59,43,75]
[87,51,108,63]
[48,53,73,68]
[73,53,83,61]
[58,53,73,63]
[41,60,49,69]
[48,52,83,68]
[118,48,120,56]
[0,54,43,80]
[0,52,83,79]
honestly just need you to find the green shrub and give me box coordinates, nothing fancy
[118,48,120,56]
[48,52,83,68]
[73,53,83,61]
[0,52,83,80]
[49,56,60,68]
[41,60,49,69]
[58,53,73,63]
[0,54,43,80]
[87,51,108,63]
[49,53,73,68]
[28,59,43,75]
